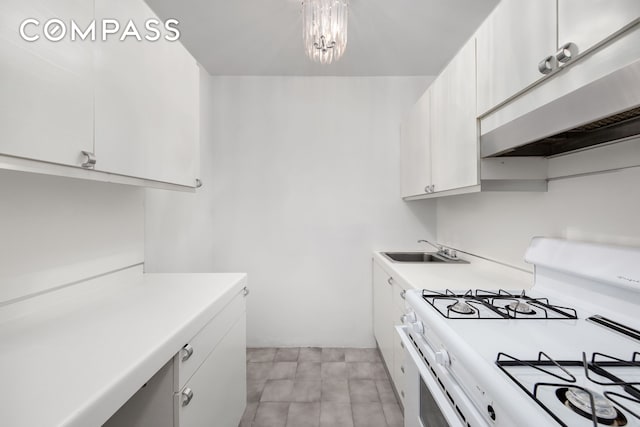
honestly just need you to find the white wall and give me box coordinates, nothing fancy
[145,75,437,347]
[0,170,144,304]
[437,165,640,271]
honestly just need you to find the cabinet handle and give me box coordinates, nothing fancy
[401,366,405,374]
[181,388,194,406]
[401,390,405,398]
[430,185,435,193]
[387,277,394,286]
[195,178,203,188]
[242,287,250,297]
[556,42,578,64]
[181,344,194,362]
[80,151,96,169]
[400,341,405,349]
[537,55,557,75]
[400,290,406,300]
[424,185,430,193]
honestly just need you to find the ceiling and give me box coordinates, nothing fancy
[145,0,499,76]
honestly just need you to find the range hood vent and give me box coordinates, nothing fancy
[497,106,640,157]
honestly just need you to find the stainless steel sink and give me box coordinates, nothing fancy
[382,252,468,264]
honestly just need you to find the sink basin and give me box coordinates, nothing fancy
[382,252,468,264]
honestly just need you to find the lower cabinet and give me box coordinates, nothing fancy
[372,258,407,405]
[104,290,247,427]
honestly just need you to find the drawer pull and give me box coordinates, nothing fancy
[181,343,194,362]
[400,290,406,300]
[242,287,250,297]
[387,277,394,286]
[181,388,194,406]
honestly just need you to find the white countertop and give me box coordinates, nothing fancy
[0,266,246,427]
[373,251,532,291]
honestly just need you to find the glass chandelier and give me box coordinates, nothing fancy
[302,0,348,65]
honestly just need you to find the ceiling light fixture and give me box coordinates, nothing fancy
[302,0,348,65]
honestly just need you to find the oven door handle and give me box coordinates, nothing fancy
[396,325,467,427]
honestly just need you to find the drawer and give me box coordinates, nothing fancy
[178,290,246,389]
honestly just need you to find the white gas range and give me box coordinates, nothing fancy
[397,237,640,427]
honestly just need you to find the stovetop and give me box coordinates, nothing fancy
[422,289,577,320]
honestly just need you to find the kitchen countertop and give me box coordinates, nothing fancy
[373,250,532,291]
[0,266,246,427]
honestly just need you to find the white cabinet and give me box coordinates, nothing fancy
[400,89,432,198]
[176,291,247,427]
[372,258,407,402]
[0,0,94,167]
[431,39,479,193]
[94,0,199,187]
[476,0,557,115]
[178,316,246,427]
[558,0,640,54]
[372,260,394,378]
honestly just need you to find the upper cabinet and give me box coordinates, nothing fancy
[0,0,200,190]
[476,0,557,115]
[558,0,640,55]
[431,39,478,193]
[400,89,431,198]
[0,0,94,167]
[94,0,199,187]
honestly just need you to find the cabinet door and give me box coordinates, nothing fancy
[178,315,247,427]
[372,261,393,375]
[559,0,640,54]
[0,0,94,166]
[476,0,557,114]
[400,89,432,198]
[431,39,479,193]
[94,0,199,186]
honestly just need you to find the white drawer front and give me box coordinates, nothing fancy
[178,291,246,389]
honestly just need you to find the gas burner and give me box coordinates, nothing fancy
[448,300,475,315]
[497,352,640,427]
[507,300,536,315]
[556,387,627,426]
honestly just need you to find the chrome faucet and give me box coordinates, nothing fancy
[418,239,458,260]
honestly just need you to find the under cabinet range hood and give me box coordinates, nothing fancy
[480,26,640,158]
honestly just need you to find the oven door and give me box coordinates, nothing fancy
[396,325,488,427]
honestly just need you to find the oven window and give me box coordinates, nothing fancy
[420,376,450,427]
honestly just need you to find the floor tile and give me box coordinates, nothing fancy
[296,362,321,379]
[253,402,289,427]
[248,380,266,402]
[292,380,322,402]
[322,348,346,362]
[286,402,320,427]
[269,362,297,380]
[299,347,323,362]
[345,348,381,363]
[349,379,380,403]
[321,378,350,402]
[248,362,274,382]
[261,380,295,402]
[248,348,277,363]
[375,380,397,404]
[347,362,378,379]
[275,348,300,362]
[371,362,388,379]
[320,402,354,427]
[382,402,404,427]
[352,402,388,427]
[240,402,259,427]
[321,362,347,378]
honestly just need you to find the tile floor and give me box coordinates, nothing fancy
[240,347,404,427]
